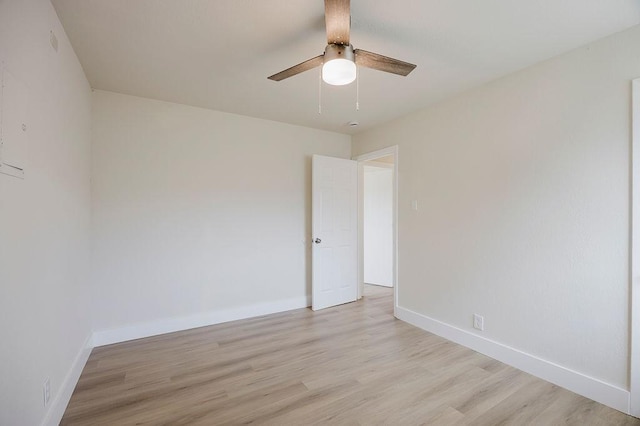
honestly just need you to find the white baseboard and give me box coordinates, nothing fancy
[93,296,311,347]
[395,306,631,414]
[365,282,393,288]
[42,333,93,426]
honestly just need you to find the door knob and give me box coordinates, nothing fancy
[314,238,322,244]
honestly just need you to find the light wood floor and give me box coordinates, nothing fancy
[62,285,640,425]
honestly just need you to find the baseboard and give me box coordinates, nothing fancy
[365,282,393,288]
[42,333,93,426]
[93,296,311,347]
[395,306,631,414]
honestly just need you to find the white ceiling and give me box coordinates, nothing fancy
[51,0,640,135]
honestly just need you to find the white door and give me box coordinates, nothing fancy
[312,155,358,310]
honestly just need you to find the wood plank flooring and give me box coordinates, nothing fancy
[62,285,640,425]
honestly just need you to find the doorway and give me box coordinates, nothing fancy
[363,157,394,287]
[354,146,398,316]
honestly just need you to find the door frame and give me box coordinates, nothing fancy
[631,78,640,417]
[353,146,399,316]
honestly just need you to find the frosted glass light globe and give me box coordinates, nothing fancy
[322,58,357,86]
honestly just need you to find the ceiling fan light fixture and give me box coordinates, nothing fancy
[322,44,356,86]
[322,59,356,85]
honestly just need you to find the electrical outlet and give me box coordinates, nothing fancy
[473,314,484,331]
[43,378,50,407]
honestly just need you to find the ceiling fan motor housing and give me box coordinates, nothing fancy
[324,43,355,63]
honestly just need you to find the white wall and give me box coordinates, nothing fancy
[364,164,393,287]
[91,90,351,342]
[353,25,640,405]
[0,1,92,425]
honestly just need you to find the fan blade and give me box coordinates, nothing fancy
[268,55,324,81]
[325,0,350,45]
[355,49,416,76]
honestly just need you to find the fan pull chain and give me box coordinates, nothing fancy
[318,68,322,114]
[356,66,360,111]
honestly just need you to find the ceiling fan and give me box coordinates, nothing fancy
[268,0,416,86]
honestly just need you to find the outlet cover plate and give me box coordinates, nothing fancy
[473,314,484,331]
[43,378,50,407]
